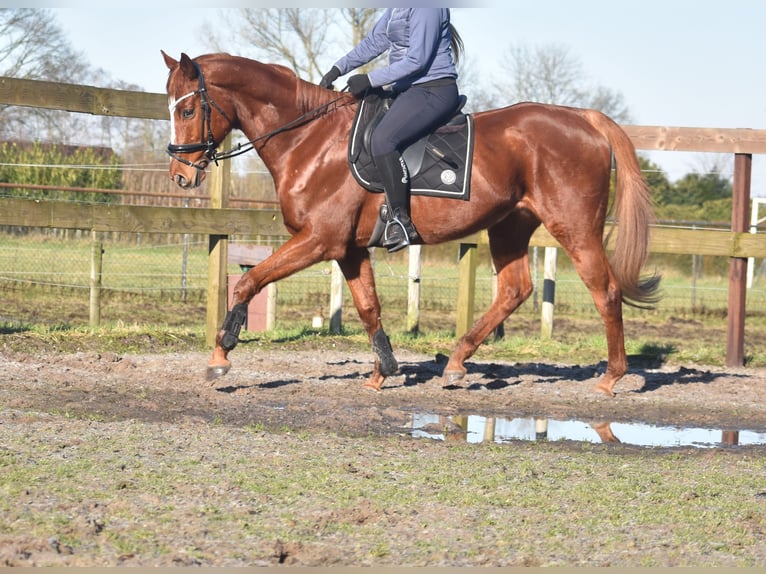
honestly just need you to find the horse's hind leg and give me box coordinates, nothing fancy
[557,238,627,397]
[336,246,398,391]
[442,220,536,386]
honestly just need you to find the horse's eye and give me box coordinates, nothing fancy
[182,108,195,120]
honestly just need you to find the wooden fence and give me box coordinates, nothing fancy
[2,76,766,366]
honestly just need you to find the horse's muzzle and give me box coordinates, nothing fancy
[170,158,208,189]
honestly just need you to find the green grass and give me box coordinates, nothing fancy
[3,307,766,371]
[5,232,765,319]
[1,416,764,566]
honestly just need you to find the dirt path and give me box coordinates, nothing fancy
[2,344,766,566]
[3,345,765,434]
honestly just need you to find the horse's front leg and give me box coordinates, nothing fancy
[336,247,399,391]
[206,233,325,381]
[206,301,246,380]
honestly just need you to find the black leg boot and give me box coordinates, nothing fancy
[373,151,420,253]
[383,207,420,253]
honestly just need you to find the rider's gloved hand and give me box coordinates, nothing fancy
[319,66,341,90]
[347,74,371,97]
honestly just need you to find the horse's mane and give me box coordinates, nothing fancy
[199,52,353,112]
[297,81,356,119]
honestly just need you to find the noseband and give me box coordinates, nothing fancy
[166,61,234,171]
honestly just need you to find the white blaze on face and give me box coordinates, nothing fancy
[168,91,196,145]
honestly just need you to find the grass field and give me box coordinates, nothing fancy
[3,231,766,367]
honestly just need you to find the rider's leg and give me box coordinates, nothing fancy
[372,150,419,253]
[370,81,460,253]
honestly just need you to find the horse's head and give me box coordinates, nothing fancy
[163,51,234,189]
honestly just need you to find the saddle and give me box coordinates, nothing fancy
[348,89,475,202]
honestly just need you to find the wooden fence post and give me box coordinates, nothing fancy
[206,134,231,347]
[455,242,477,338]
[89,230,103,328]
[266,283,277,330]
[726,152,752,367]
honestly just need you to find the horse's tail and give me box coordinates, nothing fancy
[581,109,661,308]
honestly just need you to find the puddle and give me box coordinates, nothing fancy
[407,412,766,448]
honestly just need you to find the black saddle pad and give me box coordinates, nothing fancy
[348,91,474,201]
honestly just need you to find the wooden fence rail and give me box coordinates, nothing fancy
[6,196,766,260]
[2,75,766,365]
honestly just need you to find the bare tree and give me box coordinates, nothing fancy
[337,9,382,58]
[491,42,632,122]
[586,85,631,123]
[239,9,330,81]
[204,8,382,82]
[0,9,96,142]
[455,53,493,114]
[0,9,88,82]
[0,8,178,204]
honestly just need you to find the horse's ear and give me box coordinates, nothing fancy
[161,50,177,70]
[179,53,199,80]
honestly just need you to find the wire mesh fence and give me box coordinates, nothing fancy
[3,227,766,334]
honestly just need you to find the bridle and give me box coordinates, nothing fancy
[167,59,348,172]
[166,60,234,171]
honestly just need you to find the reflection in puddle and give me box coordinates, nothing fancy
[408,413,766,448]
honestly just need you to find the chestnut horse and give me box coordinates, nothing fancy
[163,51,660,397]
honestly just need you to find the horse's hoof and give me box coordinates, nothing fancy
[592,382,615,397]
[379,359,399,378]
[363,374,384,392]
[441,370,466,388]
[206,364,230,381]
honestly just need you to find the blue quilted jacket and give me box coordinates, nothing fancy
[333,8,457,92]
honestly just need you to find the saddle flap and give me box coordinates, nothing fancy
[349,91,390,163]
[347,91,474,200]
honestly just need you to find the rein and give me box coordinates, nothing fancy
[167,61,347,170]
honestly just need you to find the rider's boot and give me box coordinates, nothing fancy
[373,151,420,253]
[382,207,420,253]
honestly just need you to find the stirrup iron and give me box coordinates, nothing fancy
[383,215,411,244]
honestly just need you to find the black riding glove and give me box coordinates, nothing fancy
[319,66,341,90]
[347,74,372,97]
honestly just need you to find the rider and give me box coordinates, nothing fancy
[320,8,463,253]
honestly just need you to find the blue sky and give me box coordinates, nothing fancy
[49,2,766,195]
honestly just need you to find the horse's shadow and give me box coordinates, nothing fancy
[391,354,598,391]
[216,378,302,393]
[634,364,751,393]
[387,344,750,393]
[215,358,372,394]
[215,344,750,394]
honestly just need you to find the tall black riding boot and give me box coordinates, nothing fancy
[373,151,420,253]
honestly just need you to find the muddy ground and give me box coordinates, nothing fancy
[3,340,766,434]
[1,334,766,566]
